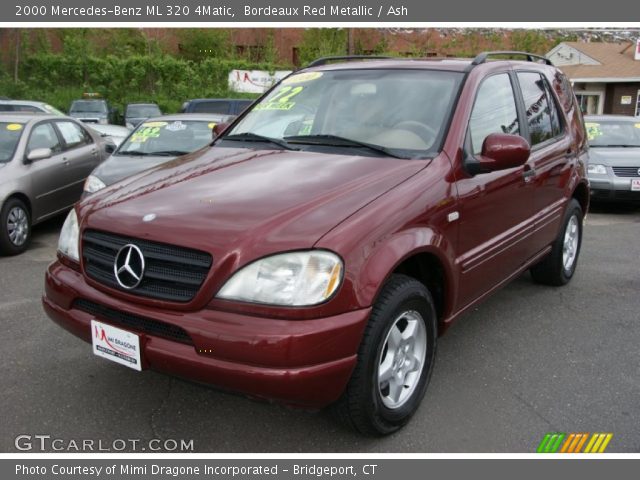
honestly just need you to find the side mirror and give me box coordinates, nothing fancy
[25,147,53,163]
[105,142,116,154]
[466,133,530,175]
[212,122,230,139]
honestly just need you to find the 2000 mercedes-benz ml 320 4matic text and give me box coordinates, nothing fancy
[43,52,589,435]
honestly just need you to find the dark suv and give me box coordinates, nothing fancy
[43,52,589,435]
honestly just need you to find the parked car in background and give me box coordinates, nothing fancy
[87,124,130,148]
[44,53,589,435]
[83,113,233,195]
[0,114,110,255]
[69,96,118,125]
[124,103,162,129]
[180,98,253,116]
[0,100,65,116]
[585,115,640,203]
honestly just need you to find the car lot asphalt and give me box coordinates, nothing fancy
[1,203,638,453]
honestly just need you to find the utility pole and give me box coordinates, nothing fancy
[347,28,354,55]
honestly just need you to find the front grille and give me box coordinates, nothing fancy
[74,299,193,345]
[82,230,212,303]
[612,166,640,178]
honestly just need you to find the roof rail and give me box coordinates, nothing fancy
[471,51,553,66]
[305,55,394,68]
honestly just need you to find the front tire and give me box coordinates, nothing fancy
[530,198,583,286]
[334,274,437,435]
[0,198,31,256]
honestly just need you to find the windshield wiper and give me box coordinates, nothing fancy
[223,132,298,151]
[148,150,190,156]
[284,134,409,159]
[116,150,152,156]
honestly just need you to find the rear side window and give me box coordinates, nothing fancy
[27,123,62,154]
[56,121,92,149]
[469,73,520,155]
[517,72,563,146]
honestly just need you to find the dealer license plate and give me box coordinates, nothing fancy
[91,320,141,371]
[631,179,640,191]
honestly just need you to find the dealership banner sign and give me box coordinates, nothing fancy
[229,70,292,94]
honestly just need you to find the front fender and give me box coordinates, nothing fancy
[354,227,457,315]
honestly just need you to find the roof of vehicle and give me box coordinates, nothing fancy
[88,124,131,134]
[71,98,108,103]
[144,113,235,123]
[0,99,51,107]
[584,114,639,122]
[126,102,160,107]
[185,98,253,103]
[299,53,555,73]
[0,113,64,123]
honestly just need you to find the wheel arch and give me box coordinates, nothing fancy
[355,227,456,334]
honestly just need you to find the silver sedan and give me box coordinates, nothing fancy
[0,113,110,255]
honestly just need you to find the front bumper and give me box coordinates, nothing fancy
[43,260,370,408]
[588,174,640,202]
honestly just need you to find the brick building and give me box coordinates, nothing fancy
[547,41,640,116]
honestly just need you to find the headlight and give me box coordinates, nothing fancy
[84,175,106,194]
[217,251,343,306]
[58,209,80,262]
[587,164,607,175]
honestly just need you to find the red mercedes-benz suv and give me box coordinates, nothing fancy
[43,52,589,435]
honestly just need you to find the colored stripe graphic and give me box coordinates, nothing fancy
[537,433,565,453]
[538,433,613,453]
[584,433,613,453]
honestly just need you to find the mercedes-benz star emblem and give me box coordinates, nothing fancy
[113,244,145,290]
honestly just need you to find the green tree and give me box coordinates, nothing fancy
[297,29,347,65]
[175,29,231,62]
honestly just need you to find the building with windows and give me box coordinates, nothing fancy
[547,41,640,116]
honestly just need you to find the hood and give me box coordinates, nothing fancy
[589,147,640,166]
[80,147,428,270]
[92,154,176,186]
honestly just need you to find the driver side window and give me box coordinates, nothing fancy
[469,74,520,155]
[27,123,62,155]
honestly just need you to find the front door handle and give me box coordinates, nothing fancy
[523,167,536,182]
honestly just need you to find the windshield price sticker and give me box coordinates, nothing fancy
[584,122,602,141]
[6,123,23,131]
[131,126,163,143]
[166,121,187,132]
[255,85,304,111]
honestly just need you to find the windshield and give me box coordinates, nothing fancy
[0,122,24,163]
[127,105,161,117]
[226,69,463,158]
[70,100,107,114]
[117,120,215,156]
[586,120,640,147]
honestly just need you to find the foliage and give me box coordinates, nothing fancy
[0,53,280,114]
[297,29,347,65]
[174,29,232,62]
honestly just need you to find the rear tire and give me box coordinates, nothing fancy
[333,274,437,435]
[530,198,583,286]
[0,197,31,256]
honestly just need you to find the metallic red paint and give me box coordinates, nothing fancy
[42,58,589,408]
